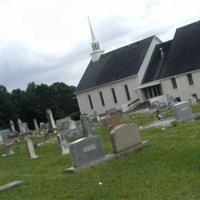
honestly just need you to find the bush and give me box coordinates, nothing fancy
[70,111,80,121]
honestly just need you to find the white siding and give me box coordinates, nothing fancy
[161,70,200,101]
[76,77,140,114]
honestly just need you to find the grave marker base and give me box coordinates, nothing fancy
[65,154,114,173]
[113,140,150,158]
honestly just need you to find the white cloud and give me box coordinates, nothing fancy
[1,0,200,90]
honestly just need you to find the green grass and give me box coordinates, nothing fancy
[1,105,200,199]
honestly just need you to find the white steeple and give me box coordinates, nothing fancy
[87,16,104,62]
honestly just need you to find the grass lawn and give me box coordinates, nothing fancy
[0,104,200,199]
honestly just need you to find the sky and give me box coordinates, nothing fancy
[1,0,200,91]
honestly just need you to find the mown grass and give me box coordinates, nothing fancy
[0,104,200,199]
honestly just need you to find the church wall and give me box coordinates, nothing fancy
[76,76,141,115]
[161,70,200,101]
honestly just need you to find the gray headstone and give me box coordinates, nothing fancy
[62,128,84,141]
[110,123,142,153]
[173,101,195,122]
[25,135,39,159]
[33,119,39,131]
[9,120,16,133]
[56,117,71,129]
[46,109,57,132]
[57,133,69,155]
[68,136,106,171]
[80,114,93,137]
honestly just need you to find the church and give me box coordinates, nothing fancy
[75,19,200,115]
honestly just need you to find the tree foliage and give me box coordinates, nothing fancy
[0,82,79,129]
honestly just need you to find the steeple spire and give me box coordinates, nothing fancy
[88,16,96,42]
[87,16,104,62]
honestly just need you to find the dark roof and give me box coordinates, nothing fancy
[143,20,200,83]
[142,41,172,83]
[76,36,154,93]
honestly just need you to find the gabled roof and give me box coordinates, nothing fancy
[76,36,154,93]
[142,41,172,83]
[143,20,200,84]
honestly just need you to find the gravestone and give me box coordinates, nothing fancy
[56,117,71,129]
[0,181,23,192]
[87,114,98,123]
[80,114,93,137]
[110,123,149,156]
[5,143,15,156]
[62,128,83,141]
[9,120,16,133]
[173,101,196,122]
[46,109,57,132]
[104,115,121,129]
[17,119,26,134]
[25,135,39,159]
[57,133,69,155]
[33,119,39,131]
[66,135,113,172]
[40,122,46,131]
[69,120,76,130]
[23,122,30,132]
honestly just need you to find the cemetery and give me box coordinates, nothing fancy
[0,102,200,199]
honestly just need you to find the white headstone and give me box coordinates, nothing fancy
[25,135,39,159]
[9,120,16,133]
[46,109,57,132]
[69,120,76,130]
[57,133,69,155]
[33,119,39,131]
[17,119,26,134]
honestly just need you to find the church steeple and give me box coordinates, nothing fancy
[87,16,104,62]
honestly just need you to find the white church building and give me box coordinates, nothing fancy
[75,19,200,115]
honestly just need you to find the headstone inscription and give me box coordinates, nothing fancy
[110,123,149,157]
[57,133,69,155]
[66,135,113,172]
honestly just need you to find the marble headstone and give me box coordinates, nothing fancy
[46,109,57,132]
[25,135,39,159]
[9,120,16,133]
[69,120,76,130]
[33,119,39,131]
[17,119,26,134]
[57,133,69,155]
[110,123,144,154]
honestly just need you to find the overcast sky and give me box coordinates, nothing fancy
[1,0,200,91]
